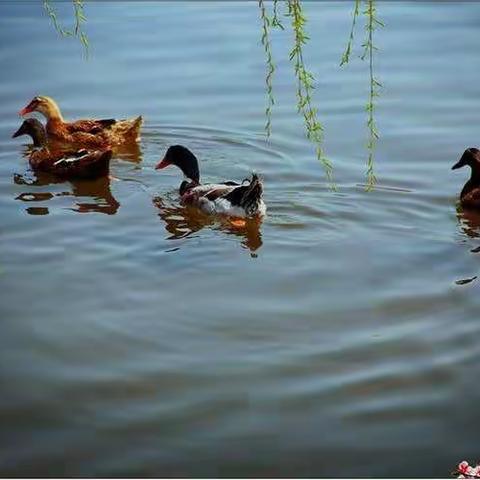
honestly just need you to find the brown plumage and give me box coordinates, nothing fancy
[13,119,112,179]
[452,148,480,209]
[19,96,142,149]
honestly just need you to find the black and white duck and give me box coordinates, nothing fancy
[155,145,266,219]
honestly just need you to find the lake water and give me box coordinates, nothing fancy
[1,1,479,477]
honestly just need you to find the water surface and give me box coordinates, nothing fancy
[1,2,480,477]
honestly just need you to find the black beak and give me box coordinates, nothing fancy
[452,150,474,170]
[452,159,465,170]
[12,125,25,139]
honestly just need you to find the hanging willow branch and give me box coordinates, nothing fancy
[43,0,89,56]
[73,0,89,54]
[272,0,285,30]
[258,0,276,138]
[340,0,383,189]
[340,0,361,66]
[43,0,68,35]
[361,0,383,190]
[287,0,334,185]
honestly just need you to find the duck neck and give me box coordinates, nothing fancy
[462,168,480,198]
[180,158,200,185]
[31,130,47,148]
[44,101,64,124]
[469,168,480,185]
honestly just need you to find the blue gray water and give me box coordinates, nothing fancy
[1,2,479,477]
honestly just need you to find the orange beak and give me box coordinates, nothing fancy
[19,99,37,117]
[155,157,171,170]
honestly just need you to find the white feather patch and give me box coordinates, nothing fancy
[53,152,90,166]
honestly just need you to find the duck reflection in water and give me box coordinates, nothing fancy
[14,170,120,215]
[456,204,480,240]
[153,196,263,254]
[112,141,142,164]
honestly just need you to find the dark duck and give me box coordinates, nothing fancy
[452,147,480,209]
[155,145,266,218]
[12,118,112,179]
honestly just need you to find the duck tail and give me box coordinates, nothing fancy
[225,173,264,216]
[126,115,143,140]
[242,173,263,209]
[132,115,143,130]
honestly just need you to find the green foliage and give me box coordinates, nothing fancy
[43,0,68,36]
[258,0,286,138]
[272,0,285,30]
[361,0,383,190]
[340,0,383,190]
[258,0,276,138]
[257,0,333,185]
[43,0,89,57]
[41,0,384,189]
[73,0,89,55]
[287,0,334,185]
[340,0,361,67]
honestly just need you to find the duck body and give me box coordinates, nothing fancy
[13,118,112,179]
[459,182,480,209]
[29,148,112,179]
[180,178,266,217]
[19,96,142,149]
[452,148,480,209]
[156,145,266,218]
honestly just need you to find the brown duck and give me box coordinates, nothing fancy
[19,95,142,149]
[13,118,112,179]
[452,147,480,208]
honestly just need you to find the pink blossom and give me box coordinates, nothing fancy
[456,461,480,479]
[466,466,476,477]
[472,466,480,478]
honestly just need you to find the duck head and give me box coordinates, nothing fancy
[12,118,47,147]
[452,148,480,172]
[156,145,200,184]
[19,96,63,121]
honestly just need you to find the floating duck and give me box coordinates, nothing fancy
[19,95,142,149]
[155,145,266,218]
[452,147,480,208]
[13,118,112,179]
